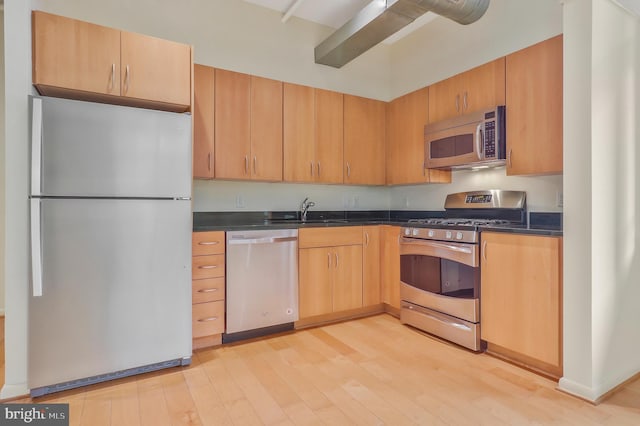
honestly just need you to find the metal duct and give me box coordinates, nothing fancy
[315,0,490,68]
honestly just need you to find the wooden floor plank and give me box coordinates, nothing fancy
[137,374,172,426]
[160,372,202,426]
[7,314,640,425]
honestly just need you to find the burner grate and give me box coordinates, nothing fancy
[407,218,514,226]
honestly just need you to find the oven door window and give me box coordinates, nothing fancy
[400,254,479,299]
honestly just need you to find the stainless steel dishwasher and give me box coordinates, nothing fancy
[224,229,298,342]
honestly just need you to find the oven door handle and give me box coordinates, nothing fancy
[401,238,473,254]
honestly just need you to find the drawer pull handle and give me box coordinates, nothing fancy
[198,288,219,293]
[198,265,218,269]
[198,241,220,245]
[198,316,218,322]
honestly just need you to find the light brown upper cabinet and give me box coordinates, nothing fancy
[506,35,563,175]
[284,83,315,182]
[344,95,386,185]
[250,76,284,181]
[283,84,343,184]
[32,11,192,112]
[193,65,215,179]
[119,31,192,107]
[428,58,505,123]
[214,69,283,181]
[315,89,344,184]
[386,88,451,185]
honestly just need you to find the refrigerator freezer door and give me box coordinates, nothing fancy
[28,198,192,390]
[31,96,191,198]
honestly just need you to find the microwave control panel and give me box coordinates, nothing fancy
[482,106,505,161]
[484,120,496,159]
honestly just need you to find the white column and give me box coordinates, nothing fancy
[0,0,32,399]
[560,0,640,401]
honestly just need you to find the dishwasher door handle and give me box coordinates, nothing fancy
[227,236,298,245]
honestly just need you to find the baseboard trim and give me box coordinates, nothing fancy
[559,369,640,405]
[295,305,384,330]
[0,383,30,402]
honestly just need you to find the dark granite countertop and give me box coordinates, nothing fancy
[193,210,562,236]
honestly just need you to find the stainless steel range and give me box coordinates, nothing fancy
[399,190,526,351]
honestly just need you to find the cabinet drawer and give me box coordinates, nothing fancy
[192,300,225,338]
[192,231,225,256]
[192,277,225,304]
[299,226,362,248]
[192,254,225,279]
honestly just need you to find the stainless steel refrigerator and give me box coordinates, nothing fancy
[28,96,192,397]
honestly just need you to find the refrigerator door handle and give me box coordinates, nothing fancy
[30,199,43,297]
[31,97,43,196]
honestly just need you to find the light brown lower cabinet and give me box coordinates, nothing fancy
[363,226,381,306]
[381,225,401,313]
[298,226,382,326]
[192,231,226,349]
[480,232,563,378]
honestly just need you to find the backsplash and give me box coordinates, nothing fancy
[389,168,563,212]
[193,168,563,213]
[192,180,390,212]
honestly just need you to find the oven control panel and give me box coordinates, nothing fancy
[402,227,478,244]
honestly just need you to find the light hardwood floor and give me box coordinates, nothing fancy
[5,314,640,425]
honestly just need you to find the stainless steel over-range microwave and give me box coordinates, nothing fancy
[425,106,506,170]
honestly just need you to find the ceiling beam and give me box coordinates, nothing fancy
[282,0,306,23]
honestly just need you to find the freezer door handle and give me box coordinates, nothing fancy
[31,97,43,196]
[30,199,43,297]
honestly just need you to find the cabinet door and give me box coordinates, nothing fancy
[120,31,191,107]
[381,226,401,310]
[344,95,386,185]
[332,245,363,312]
[299,248,333,318]
[481,232,562,369]
[251,76,283,181]
[363,226,381,306]
[461,58,505,114]
[315,89,344,184]
[428,58,505,122]
[427,74,461,123]
[193,65,215,179]
[214,69,252,179]
[506,35,563,175]
[284,84,315,182]
[32,11,121,96]
[387,88,429,185]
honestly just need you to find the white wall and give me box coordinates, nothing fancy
[0,8,5,316]
[560,0,640,401]
[193,181,389,212]
[1,0,31,399]
[389,0,563,99]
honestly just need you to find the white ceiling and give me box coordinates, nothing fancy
[243,0,438,44]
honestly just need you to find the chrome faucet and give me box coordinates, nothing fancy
[300,197,315,222]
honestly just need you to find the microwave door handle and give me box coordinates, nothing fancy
[475,123,483,160]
